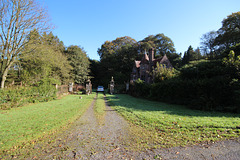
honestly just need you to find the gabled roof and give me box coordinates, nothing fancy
[153,55,173,68]
[141,53,149,64]
[135,53,173,69]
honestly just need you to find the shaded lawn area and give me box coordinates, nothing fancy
[106,94,240,148]
[0,94,95,151]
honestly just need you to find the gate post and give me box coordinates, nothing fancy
[109,76,114,94]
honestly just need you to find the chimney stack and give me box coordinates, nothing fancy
[149,48,154,67]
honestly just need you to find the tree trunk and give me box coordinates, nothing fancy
[1,65,10,89]
[1,72,7,89]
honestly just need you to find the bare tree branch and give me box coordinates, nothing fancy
[0,0,50,88]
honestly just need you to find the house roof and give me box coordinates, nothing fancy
[153,55,173,68]
[143,53,149,61]
[135,53,172,69]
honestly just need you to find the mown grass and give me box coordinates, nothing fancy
[0,94,95,152]
[106,94,240,148]
[94,92,106,125]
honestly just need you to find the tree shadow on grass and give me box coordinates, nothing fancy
[105,94,240,118]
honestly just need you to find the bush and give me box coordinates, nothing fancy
[149,76,234,111]
[129,52,239,112]
[150,78,197,105]
[180,60,227,79]
[0,85,57,110]
[152,63,178,83]
[130,79,151,97]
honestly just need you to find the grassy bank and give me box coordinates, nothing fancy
[107,94,240,148]
[94,92,106,125]
[0,94,95,152]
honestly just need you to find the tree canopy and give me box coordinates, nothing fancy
[65,45,90,84]
[97,36,138,86]
[182,46,203,65]
[214,12,240,49]
[140,33,176,56]
[20,30,71,85]
[200,31,218,59]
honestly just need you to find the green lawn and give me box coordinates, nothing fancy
[0,94,95,151]
[107,94,240,148]
[94,92,106,125]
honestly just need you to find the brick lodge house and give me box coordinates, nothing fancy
[131,48,173,83]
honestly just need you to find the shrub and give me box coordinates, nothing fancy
[130,51,239,112]
[150,76,234,111]
[152,63,178,83]
[0,85,57,110]
[180,60,226,79]
[130,79,150,97]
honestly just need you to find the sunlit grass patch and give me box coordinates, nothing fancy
[94,92,106,125]
[0,94,95,152]
[106,94,240,148]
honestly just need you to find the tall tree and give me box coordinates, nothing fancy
[0,0,49,88]
[214,11,240,50]
[98,36,137,59]
[182,45,202,65]
[20,30,71,85]
[97,36,138,86]
[200,31,218,59]
[66,45,90,84]
[140,33,176,56]
[89,59,101,88]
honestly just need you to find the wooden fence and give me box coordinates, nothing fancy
[56,84,86,96]
[57,85,68,95]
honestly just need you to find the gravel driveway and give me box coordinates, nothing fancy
[26,96,133,159]
[17,94,240,160]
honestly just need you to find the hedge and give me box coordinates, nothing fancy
[0,85,57,110]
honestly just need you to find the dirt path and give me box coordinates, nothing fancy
[17,94,240,160]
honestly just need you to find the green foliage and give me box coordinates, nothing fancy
[38,77,61,86]
[223,50,240,108]
[223,50,240,71]
[89,59,101,88]
[182,46,203,65]
[215,11,240,49]
[20,30,72,85]
[96,34,180,86]
[165,52,182,68]
[130,79,151,97]
[140,33,176,56]
[201,11,240,57]
[150,77,234,111]
[131,59,239,112]
[107,94,240,148]
[221,43,240,59]
[200,31,218,58]
[152,63,178,83]
[0,0,49,88]
[65,45,90,84]
[180,60,226,79]
[98,36,137,59]
[97,36,138,86]
[0,85,57,110]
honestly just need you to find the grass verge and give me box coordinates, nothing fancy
[106,94,240,148]
[0,94,94,153]
[94,92,106,125]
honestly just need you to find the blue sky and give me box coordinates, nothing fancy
[40,0,239,60]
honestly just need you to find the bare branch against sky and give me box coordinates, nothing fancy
[0,0,50,88]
